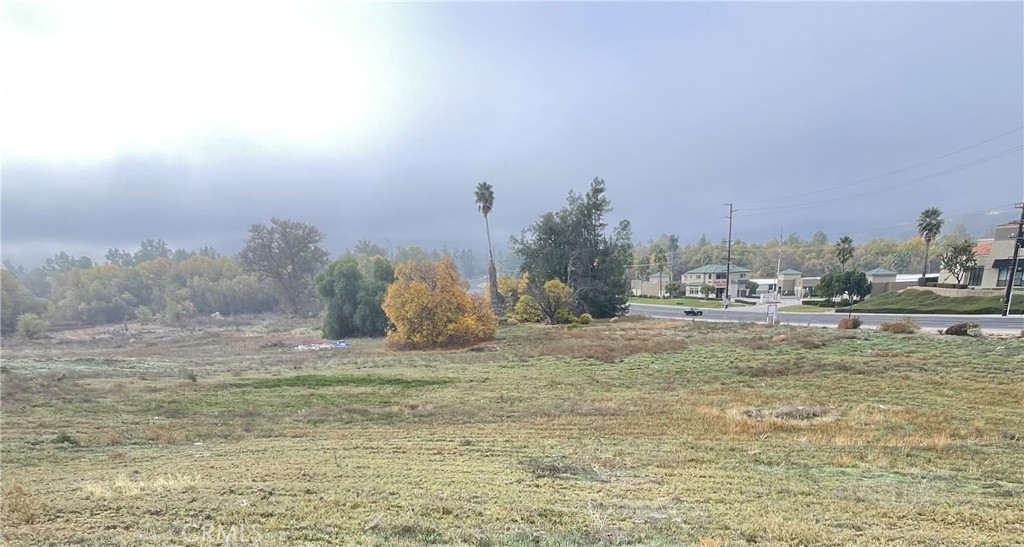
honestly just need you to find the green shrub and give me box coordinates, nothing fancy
[578,313,593,325]
[135,306,154,322]
[509,294,543,323]
[878,317,919,334]
[16,313,49,340]
[554,308,576,325]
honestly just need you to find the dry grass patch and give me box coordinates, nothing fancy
[86,429,126,447]
[81,474,201,498]
[536,326,689,362]
[536,337,689,362]
[141,424,182,444]
[878,317,920,334]
[522,456,608,482]
[1,483,40,525]
[692,405,836,437]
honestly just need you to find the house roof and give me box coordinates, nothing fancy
[685,264,752,274]
[973,241,993,256]
[779,269,802,275]
[865,267,897,276]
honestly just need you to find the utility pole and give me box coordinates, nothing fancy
[1001,202,1024,317]
[775,227,784,299]
[724,203,735,307]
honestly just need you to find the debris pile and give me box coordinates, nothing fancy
[294,340,349,351]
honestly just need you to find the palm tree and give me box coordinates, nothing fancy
[833,236,855,272]
[651,246,668,297]
[917,207,944,282]
[474,182,500,311]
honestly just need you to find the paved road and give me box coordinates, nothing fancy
[629,303,1024,333]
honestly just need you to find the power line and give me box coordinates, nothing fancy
[736,145,1023,217]
[846,202,1020,239]
[740,126,1024,205]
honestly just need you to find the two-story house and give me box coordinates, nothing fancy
[682,264,752,299]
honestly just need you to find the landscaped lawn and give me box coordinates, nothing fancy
[2,317,1022,545]
[852,288,1024,314]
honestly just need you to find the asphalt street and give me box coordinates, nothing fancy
[628,303,1024,333]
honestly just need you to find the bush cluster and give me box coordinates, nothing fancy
[878,317,919,334]
[508,294,543,323]
[382,258,496,349]
[837,316,862,330]
[942,322,981,336]
[554,308,575,325]
[16,313,49,340]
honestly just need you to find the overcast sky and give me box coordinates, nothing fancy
[2,1,1022,267]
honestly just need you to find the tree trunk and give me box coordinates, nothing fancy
[485,215,500,313]
[921,239,932,282]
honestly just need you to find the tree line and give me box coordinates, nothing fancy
[632,209,974,283]
[2,186,979,346]
[0,177,636,347]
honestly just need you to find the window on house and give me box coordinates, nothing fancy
[715,273,726,279]
[996,268,1023,288]
[967,267,984,287]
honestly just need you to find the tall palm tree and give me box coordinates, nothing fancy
[651,246,668,297]
[475,181,500,311]
[833,236,855,272]
[917,207,944,281]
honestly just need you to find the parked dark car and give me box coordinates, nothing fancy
[683,307,703,316]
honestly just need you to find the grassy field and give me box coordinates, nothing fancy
[2,317,1023,545]
[851,289,1024,315]
[629,298,747,309]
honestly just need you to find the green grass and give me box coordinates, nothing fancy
[2,318,1023,545]
[630,297,747,308]
[231,374,450,390]
[853,288,1024,314]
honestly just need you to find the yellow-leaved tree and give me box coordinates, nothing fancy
[382,257,496,349]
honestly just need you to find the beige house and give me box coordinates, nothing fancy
[682,264,751,299]
[631,272,674,298]
[938,221,1022,289]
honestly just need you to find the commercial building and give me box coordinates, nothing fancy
[938,221,1023,289]
[682,264,752,299]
